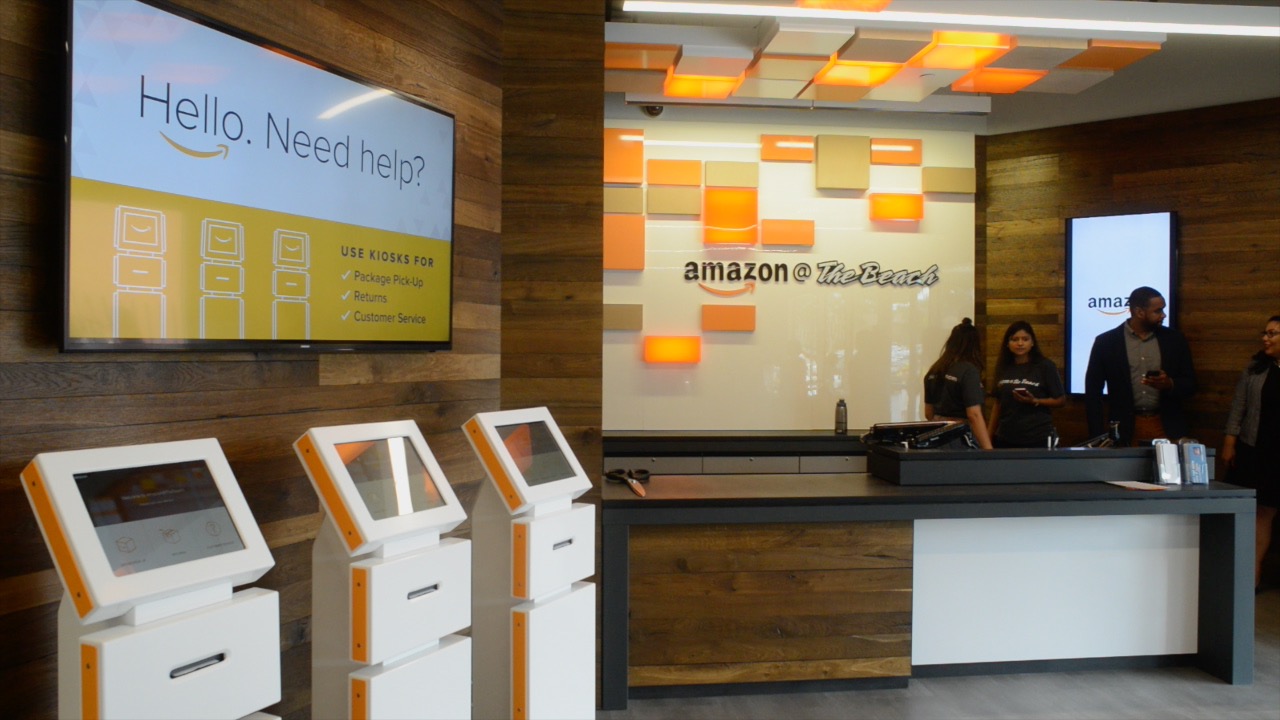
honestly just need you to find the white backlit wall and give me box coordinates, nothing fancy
[603,119,975,431]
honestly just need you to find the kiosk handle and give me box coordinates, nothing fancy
[553,538,574,551]
[170,653,226,679]
[407,583,440,600]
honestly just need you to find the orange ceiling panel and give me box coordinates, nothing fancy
[869,193,924,222]
[870,138,922,165]
[910,32,1014,70]
[703,187,758,245]
[702,305,756,332]
[761,135,815,163]
[605,43,679,71]
[814,58,902,87]
[664,67,745,99]
[604,214,646,270]
[952,67,1047,94]
[647,159,702,186]
[604,128,644,185]
[1057,40,1161,71]
[643,336,702,364]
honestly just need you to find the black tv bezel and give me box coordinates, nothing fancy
[1063,210,1179,395]
[61,0,457,353]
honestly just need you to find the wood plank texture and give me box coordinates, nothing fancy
[628,522,912,687]
[0,2,502,718]
[979,99,1280,448]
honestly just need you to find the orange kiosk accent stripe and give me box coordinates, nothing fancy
[351,566,370,664]
[350,677,369,720]
[513,524,529,598]
[81,643,99,720]
[512,610,528,720]
[464,418,523,512]
[295,434,365,553]
[22,463,94,618]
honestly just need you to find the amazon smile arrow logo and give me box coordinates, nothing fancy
[160,131,229,159]
[698,281,755,297]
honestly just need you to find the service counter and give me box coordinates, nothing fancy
[599,439,1256,710]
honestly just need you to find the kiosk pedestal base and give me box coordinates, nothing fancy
[58,588,280,720]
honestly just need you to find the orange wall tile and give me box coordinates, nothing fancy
[760,135,815,163]
[702,305,756,332]
[761,219,815,247]
[703,187,758,244]
[870,138,922,165]
[604,128,644,184]
[604,214,645,270]
[647,159,702,186]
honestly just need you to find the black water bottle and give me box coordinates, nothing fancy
[835,398,848,435]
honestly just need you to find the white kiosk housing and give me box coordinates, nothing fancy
[294,420,470,720]
[20,438,280,720]
[463,407,596,720]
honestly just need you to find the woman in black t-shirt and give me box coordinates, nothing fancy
[924,318,993,449]
[988,321,1066,448]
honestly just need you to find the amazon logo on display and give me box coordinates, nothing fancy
[1088,296,1130,316]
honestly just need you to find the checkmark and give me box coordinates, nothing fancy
[342,270,352,280]
[342,291,351,300]
[342,311,351,320]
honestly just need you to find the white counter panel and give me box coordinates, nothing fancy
[913,514,1199,665]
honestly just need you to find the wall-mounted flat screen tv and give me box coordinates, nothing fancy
[64,0,455,351]
[1065,211,1177,394]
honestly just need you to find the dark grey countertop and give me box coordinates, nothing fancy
[603,430,869,456]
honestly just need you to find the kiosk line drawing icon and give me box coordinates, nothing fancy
[112,206,167,339]
[272,230,311,339]
[199,219,246,339]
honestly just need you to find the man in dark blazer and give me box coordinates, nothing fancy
[1085,286,1196,445]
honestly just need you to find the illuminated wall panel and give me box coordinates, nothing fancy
[703,187,758,244]
[760,135,815,163]
[643,336,701,364]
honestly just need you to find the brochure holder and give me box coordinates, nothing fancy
[21,439,280,720]
[463,407,596,720]
[294,420,470,720]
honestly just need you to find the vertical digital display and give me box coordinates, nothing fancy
[335,437,445,520]
[497,421,577,487]
[1065,211,1176,394]
[76,460,246,576]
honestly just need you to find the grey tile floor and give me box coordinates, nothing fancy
[598,589,1280,720]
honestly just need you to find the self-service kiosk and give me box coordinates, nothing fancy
[463,407,596,720]
[294,420,470,720]
[20,438,280,720]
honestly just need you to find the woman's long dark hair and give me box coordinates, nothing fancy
[993,320,1045,380]
[927,318,983,380]
[1248,315,1280,374]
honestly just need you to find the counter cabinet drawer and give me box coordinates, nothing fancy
[702,455,800,474]
[800,455,867,473]
[606,456,703,475]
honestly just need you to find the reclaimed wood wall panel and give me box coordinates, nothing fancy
[628,522,913,688]
[500,5,605,480]
[0,1,502,718]
[979,99,1280,447]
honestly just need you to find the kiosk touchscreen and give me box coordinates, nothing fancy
[20,438,280,720]
[295,420,466,556]
[21,438,274,624]
[462,406,592,515]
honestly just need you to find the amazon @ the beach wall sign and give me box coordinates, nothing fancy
[601,121,976,431]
